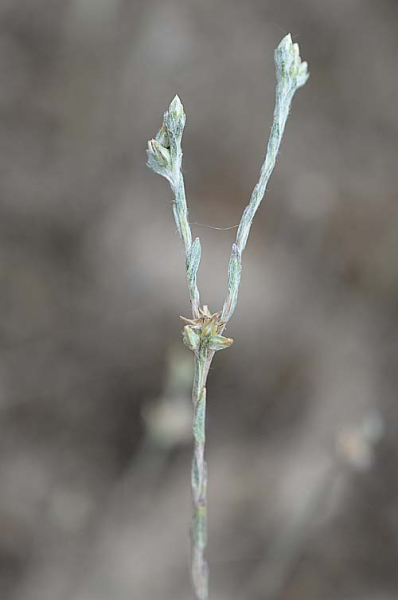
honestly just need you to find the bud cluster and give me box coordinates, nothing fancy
[181,306,233,354]
[274,33,309,91]
[146,95,186,185]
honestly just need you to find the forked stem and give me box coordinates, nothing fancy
[146,34,309,600]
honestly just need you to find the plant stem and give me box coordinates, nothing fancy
[146,35,309,600]
[191,348,214,600]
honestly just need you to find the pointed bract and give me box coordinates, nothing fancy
[208,334,234,352]
[183,325,201,352]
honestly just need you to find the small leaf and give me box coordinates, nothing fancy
[187,237,201,286]
[147,139,170,167]
[182,325,200,352]
[208,334,233,352]
[193,506,207,550]
[193,388,206,444]
[146,139,173,183]
[155,124,170,148]
[191,453,200,491]
[221,243,242,322]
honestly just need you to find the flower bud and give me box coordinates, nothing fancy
[201,313,220,338]
[156,124,170,148]
[169,95,184,121]
[208,334,233,352]
[182,325,200,352]
[274,34,309,89]
[147,139,171,167]
[163,95,186,143]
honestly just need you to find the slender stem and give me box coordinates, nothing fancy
[222,35,309,325]
[191,348,214,600]
[146,36,309,600]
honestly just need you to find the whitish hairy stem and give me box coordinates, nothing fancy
[221,34,309,324]
[147,33,309,600]
[190,347,212,600]
[146,95,201,319]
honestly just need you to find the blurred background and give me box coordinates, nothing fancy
[0,1,398,599]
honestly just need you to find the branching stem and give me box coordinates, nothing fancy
[146,34,309,600]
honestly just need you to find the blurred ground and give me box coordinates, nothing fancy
[0,1,398,599]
